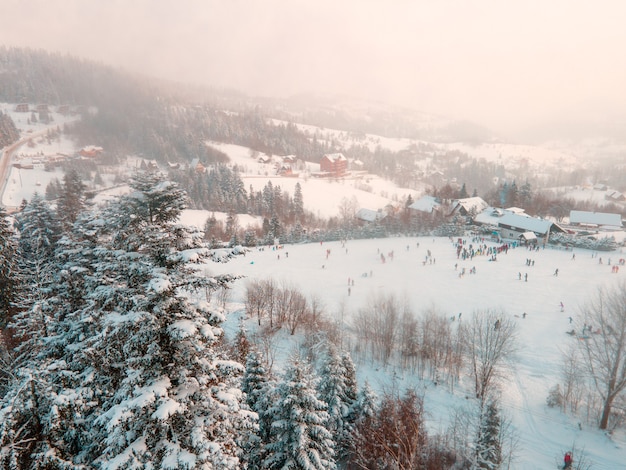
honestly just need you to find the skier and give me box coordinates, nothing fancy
[563,451,572,469]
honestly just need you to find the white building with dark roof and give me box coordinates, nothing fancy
[497,212,565,243]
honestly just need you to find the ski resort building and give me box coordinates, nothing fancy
[496,212,564,244]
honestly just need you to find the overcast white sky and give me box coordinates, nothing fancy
[2,0,625,134]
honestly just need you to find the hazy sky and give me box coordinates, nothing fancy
[2,0,625,133]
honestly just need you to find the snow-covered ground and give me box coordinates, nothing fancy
[3,103,626,468]
[205,235,625,469]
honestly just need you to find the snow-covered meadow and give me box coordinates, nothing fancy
[199,232,626,469]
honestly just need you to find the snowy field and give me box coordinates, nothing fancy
[208,141,422,217]
[205,235,625,469]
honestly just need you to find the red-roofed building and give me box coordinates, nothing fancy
[320,153,347,177]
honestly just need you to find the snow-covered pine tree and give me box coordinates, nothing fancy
[11,194,62,355]
[293,182,304,222]
[242,350,275,470]
[345,382,378,468]
[0,194,72,470]
[0,206,19,328]
[81,171,253,468]
[56,168,87,231]
[317,345,357,461]
[475,400,503,470]
[264,360,336,470]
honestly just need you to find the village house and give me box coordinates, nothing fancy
[356,208,387,225]
[448,196,489,217]
[79,145,104,158]
[14,103,29,112]
[320,153,348,177]
[408,195,441,214]
[605,190,625,202]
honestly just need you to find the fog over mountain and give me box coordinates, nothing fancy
[2,0,626,140]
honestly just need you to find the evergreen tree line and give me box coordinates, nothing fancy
[238,336,461,469]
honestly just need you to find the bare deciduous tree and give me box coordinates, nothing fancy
[579,282,626,430]
[462,310,518,401]
[560,344,586,414]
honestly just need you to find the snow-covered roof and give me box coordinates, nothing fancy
[452,197,488,214]
[473,207,503,226]
[408,195,440,213]
[323,153,347,162]
[606,190,624,201]
[569,210,622,227]
[356,208,385,222]
[519,231,537,240]
[497,212,553,234]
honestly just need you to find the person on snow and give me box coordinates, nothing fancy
[563,451,572,469]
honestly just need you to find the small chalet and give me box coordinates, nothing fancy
[14,103,29,112]
[320,153,348,177]
[518,231,538,245]
[408,195,441,214]
[569,210,623,229]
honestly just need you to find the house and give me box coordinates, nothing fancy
[497,212,564,244]
[408,195,441,214]
[320,153,348,177]
[356,208,386,224]
[349,158,364,170]
[449,197,489,217]
[605,190,625,202]
[79,145,104,158]
[569,210,623,229]
[14,103,29,112]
